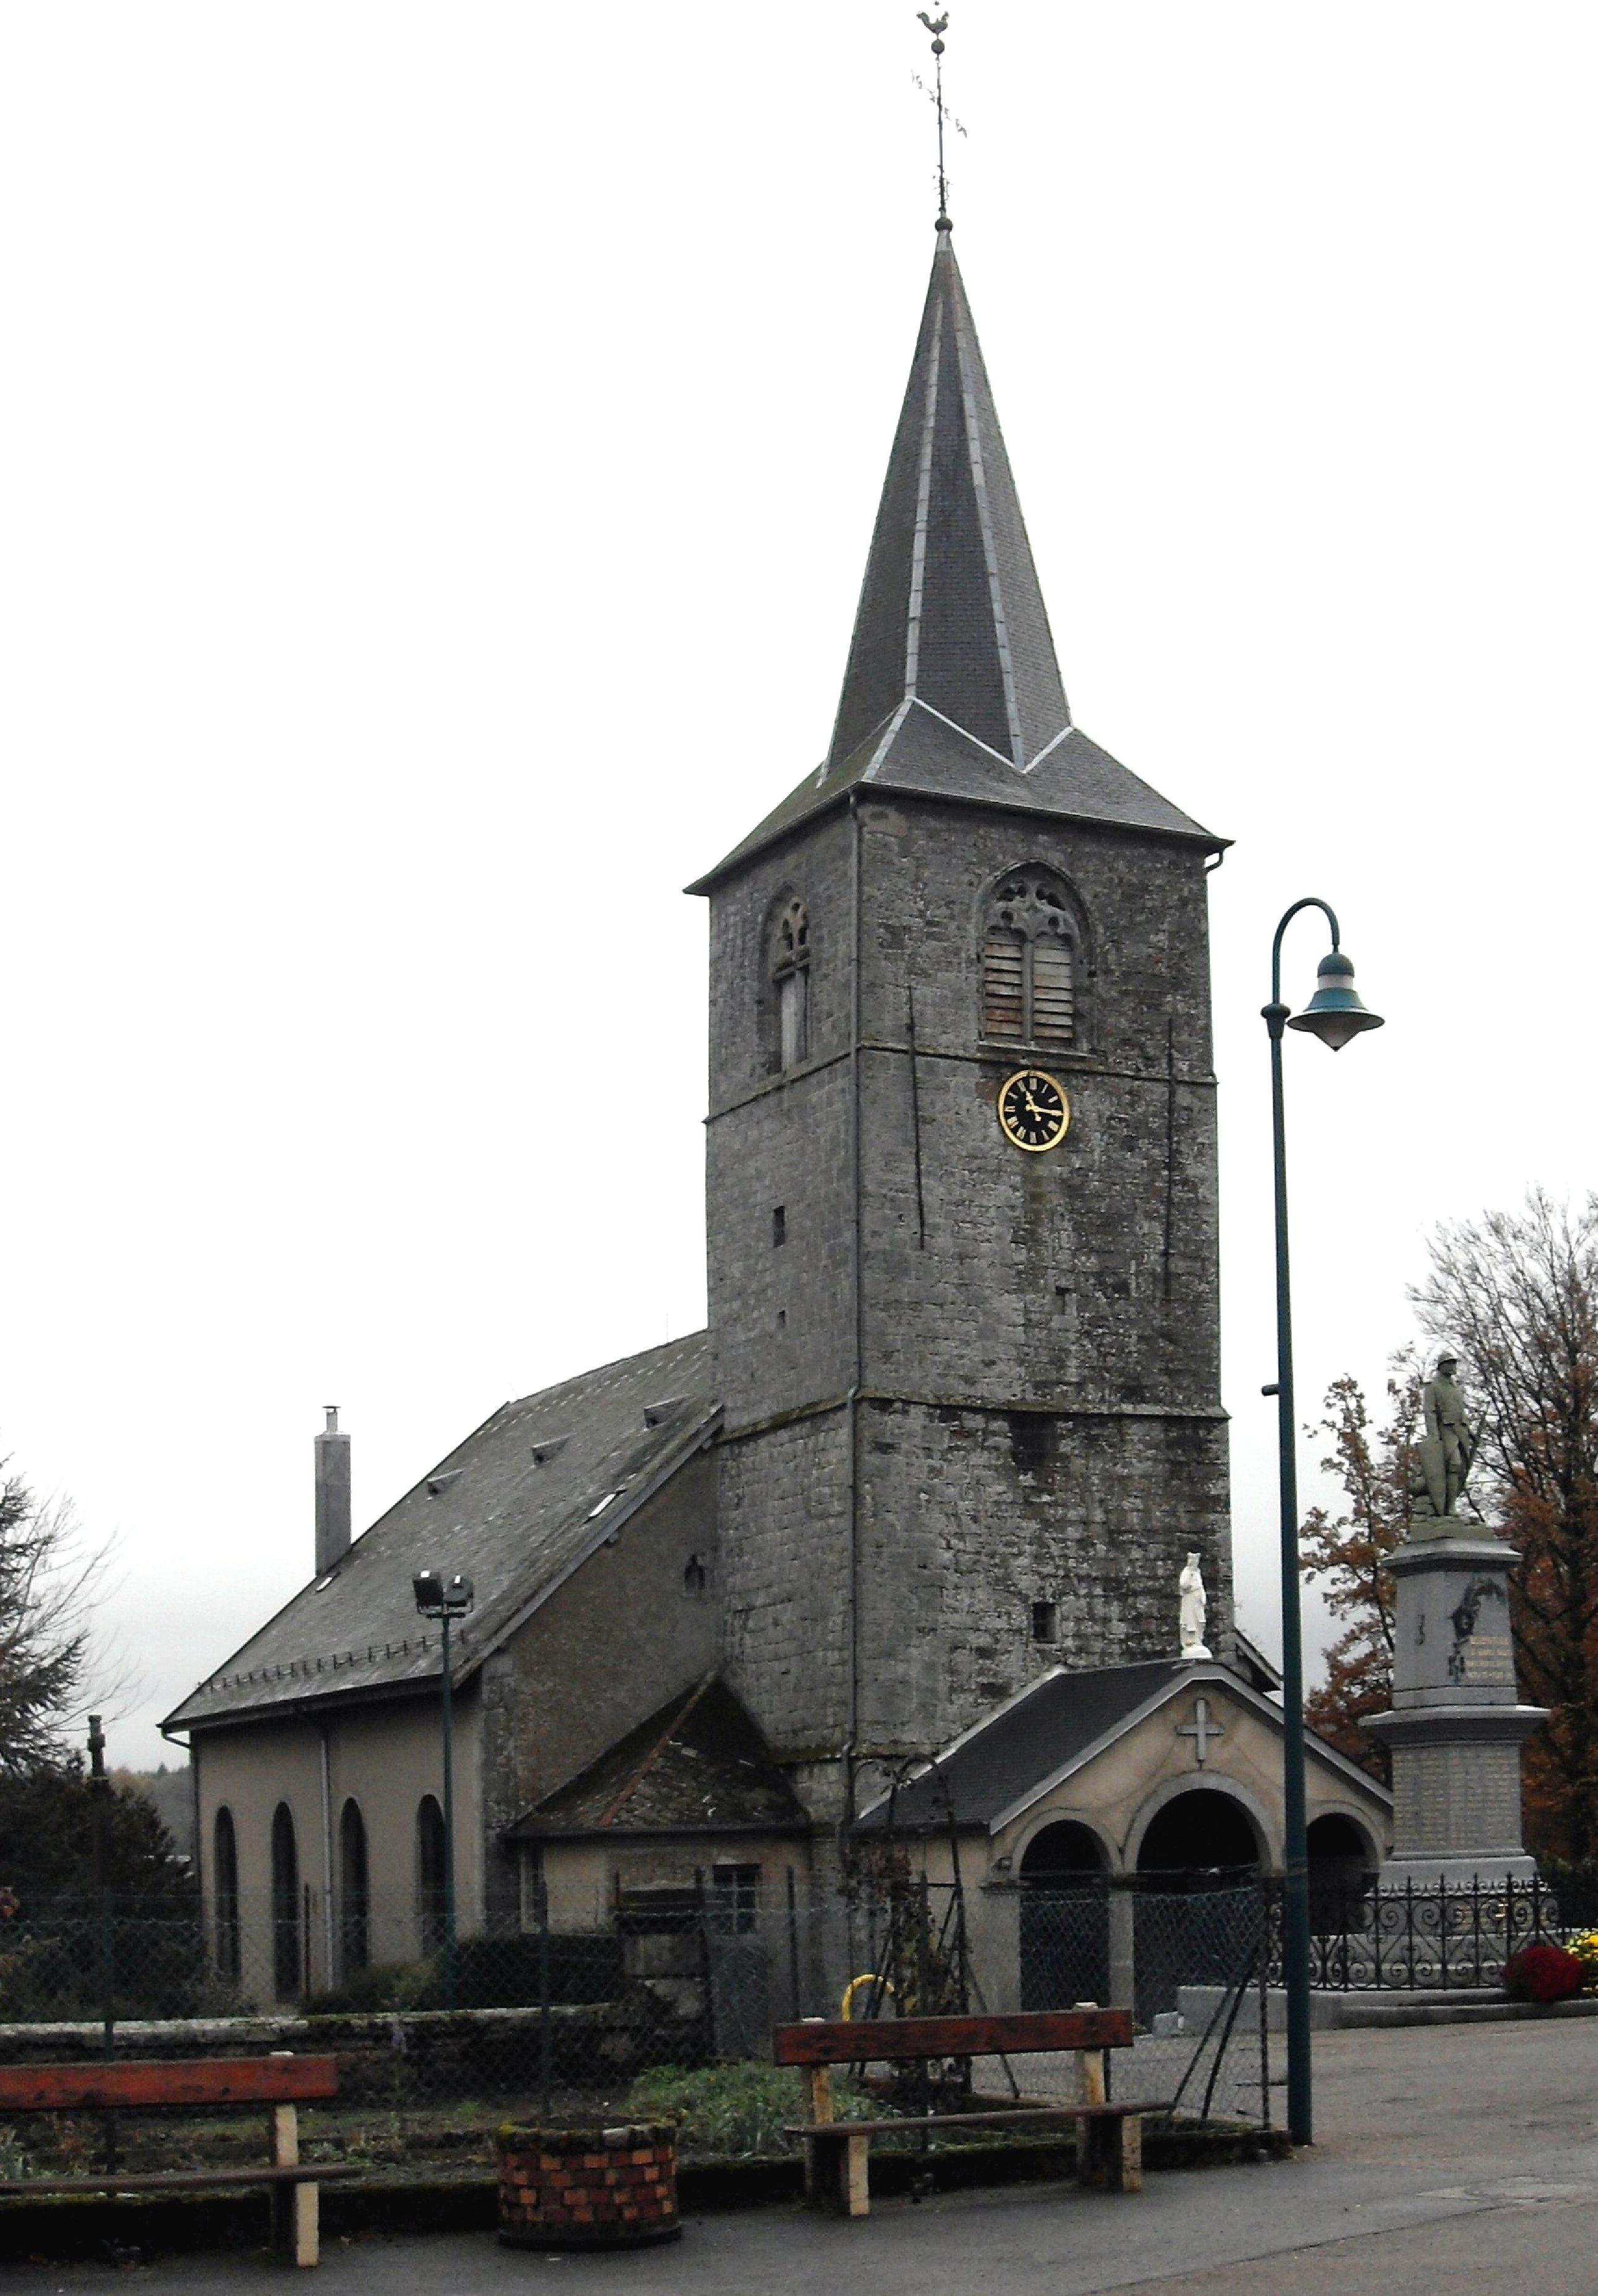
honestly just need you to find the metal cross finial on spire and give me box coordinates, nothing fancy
[917,11,953,230]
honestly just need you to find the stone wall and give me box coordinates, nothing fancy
[480,1447,721,1920]
[703,787,1232,1780]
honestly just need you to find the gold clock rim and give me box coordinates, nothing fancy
[996,1068,1072,1154]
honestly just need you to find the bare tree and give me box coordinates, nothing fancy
[0,1463,103,1773]
[1412,1190,1598,1860]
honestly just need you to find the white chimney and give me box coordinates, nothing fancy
[314,1405,352,1576]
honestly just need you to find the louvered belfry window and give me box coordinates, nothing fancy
[982,871,1075,1045]
[773,897,810,1069]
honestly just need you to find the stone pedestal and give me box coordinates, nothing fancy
[1364,1532,1547,1888]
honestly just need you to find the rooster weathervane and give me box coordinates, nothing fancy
[916,12,956,230]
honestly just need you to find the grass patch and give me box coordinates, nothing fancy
[625,2063,880,2158]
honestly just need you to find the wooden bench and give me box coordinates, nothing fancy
[775,2008,1146,2217]
[0,2053,351,2267]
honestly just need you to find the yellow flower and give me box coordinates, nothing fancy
[1566,1930,1598,1990]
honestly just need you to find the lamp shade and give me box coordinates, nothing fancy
[1286,950,1384,1051]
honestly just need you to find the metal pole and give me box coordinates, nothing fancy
[1265,1001,1312,2144]
[1263,894,1341,2150]
[87,1715,118,2177]
[538,1860,552,2120]
[87,1714,113,2058]
[440,1612,457,2012]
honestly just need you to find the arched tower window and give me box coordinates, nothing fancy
[213,1807,240,1983]
[339,1799,371,1977]
[270,1802,300,2000]
[417,1794,447,1959]
[982,867,1077,1046]
[772,897,810,1069]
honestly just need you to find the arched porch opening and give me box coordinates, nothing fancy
[1136,1788,1261,1887]
[1018,1821,1109,2009]
[1308,1812,1377,1934]
[1132,1787,1262,2026]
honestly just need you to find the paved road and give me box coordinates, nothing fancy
[10,2019,1598,2294]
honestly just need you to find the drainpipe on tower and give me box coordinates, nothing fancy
[842,792,864,1838]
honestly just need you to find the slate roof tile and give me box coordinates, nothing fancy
[165,1331,717,1732]
[508,1677,807,1838]
[856,1662,1185,1832]
[689,230,1221,893]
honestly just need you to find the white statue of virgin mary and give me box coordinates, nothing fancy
[1179,1552,1212,1659]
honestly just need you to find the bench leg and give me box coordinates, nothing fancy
[269,2099,321,2266]
[292,2180,320,2268]
[804,2129,870,2217]
[1076,2114,1142,2195]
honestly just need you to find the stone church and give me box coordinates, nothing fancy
[165,222,1388,1996]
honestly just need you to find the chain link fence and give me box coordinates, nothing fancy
[0,1872,1284,2186]
[0,1868,1579,2190]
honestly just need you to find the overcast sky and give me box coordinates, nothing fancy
[2,3,1594,1768]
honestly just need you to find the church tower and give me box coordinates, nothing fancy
[689,225,1231,1823]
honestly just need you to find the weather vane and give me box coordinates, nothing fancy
[914,12,964,230]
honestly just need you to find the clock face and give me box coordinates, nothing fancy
[997,1068,1070,1153]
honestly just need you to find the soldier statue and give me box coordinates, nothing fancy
[1414,1352,1476,1522]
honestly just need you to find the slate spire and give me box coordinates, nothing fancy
[827,223,1070,775]
[689,228,1221,892]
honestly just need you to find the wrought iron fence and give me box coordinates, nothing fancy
[1290,1873,1568,1992]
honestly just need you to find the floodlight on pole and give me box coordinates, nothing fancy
[413,1567,475,2007]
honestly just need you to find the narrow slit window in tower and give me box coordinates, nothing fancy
[773,898,810,1068]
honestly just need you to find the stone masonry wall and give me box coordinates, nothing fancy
[715,1407,853,1765]
[706,806,857,1431]
[703,786,1231,1784]
[479,1449,720,1922]
[854,1398,1230,1758]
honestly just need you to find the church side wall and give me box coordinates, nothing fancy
[192,1694,484,2000]
[536,1834,814,1930]
[478,1448,721,1920]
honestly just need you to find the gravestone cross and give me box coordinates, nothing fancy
[1176,1696,1224,1767]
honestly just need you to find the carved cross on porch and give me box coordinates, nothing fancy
[1176,1695,1224,1767]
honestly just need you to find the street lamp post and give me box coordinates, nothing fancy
[413,1569,476,2011]
[1263,899,1383,2147]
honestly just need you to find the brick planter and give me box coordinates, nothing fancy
[495,2122,681,2251]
